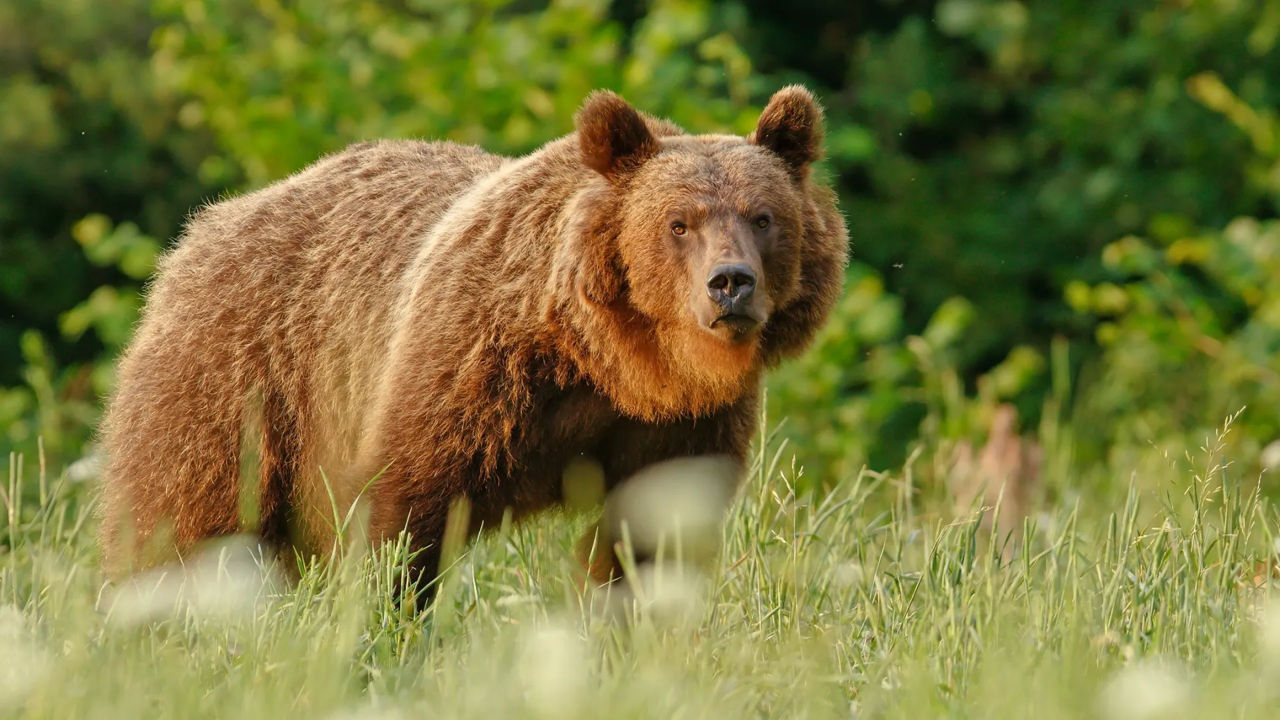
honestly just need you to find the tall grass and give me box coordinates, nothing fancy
[1,416,1278,719]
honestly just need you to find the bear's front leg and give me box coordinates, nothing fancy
[365,466,457,607]
[365,452,553,608]
[581,391,759,584]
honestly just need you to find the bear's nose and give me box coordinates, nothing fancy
[706,264,756,306]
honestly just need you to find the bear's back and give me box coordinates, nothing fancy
[103,140,508,555]
[144,139,505,380]
[169,140,504,280]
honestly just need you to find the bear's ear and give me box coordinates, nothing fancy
[577,90,659,181]
[749,85,824,182]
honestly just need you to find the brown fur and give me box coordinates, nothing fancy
[99,86,848,588]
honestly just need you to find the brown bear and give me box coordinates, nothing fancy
[98,86,848,591]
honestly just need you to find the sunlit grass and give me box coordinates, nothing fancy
[2,416,1279,719]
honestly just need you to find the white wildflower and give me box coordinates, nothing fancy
[609,455,738,560]
[518,622,588,718]
[64,449,104,484]
[1262,441,1280,473]
[324,704,406,720]
[832,561,865,588]
[1100,658,1191,720]
[1258,598,1280,667]
[103,535,283,627]
[0,606,50,710]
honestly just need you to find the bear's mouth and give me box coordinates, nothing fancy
[710,312,762,337]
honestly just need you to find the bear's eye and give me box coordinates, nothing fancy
[671,222,688,237]
[754,216,771,230]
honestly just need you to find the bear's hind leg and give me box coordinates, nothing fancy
[99,335,302,575]
[99,364,243,574]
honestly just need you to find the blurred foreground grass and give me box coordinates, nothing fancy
[2,417,1280,719]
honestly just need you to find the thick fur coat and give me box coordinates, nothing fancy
[99,86,848,586]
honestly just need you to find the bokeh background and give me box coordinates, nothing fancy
[4,0,1280,509]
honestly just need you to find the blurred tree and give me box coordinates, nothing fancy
[1066,69,1280,476]
[148,0,760,187]
[0,0,217,384]
[753,0,1280,476]
[5,0,1280,485]
[817,1,1271,368]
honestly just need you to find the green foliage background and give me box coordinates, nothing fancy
[4,0,1280,495]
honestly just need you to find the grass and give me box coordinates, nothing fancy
[2,417,1280,719]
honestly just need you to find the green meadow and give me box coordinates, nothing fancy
[3,411,1280,718]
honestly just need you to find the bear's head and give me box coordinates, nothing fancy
[560,86,842,419]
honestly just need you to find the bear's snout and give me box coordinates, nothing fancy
[700,261,767,340]
[706,263,756,309]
